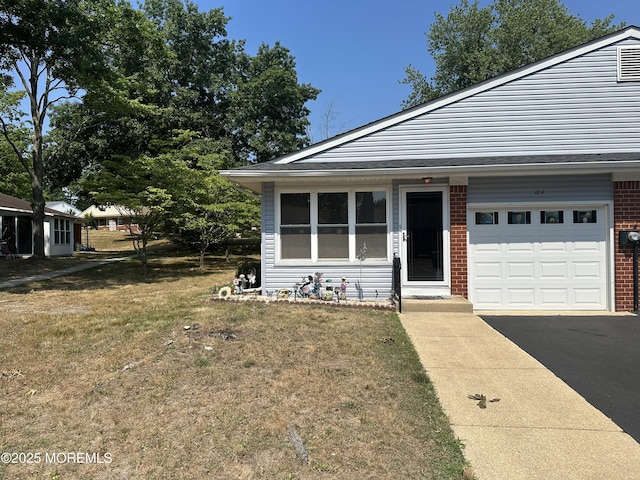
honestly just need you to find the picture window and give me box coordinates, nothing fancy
[541,210,564,224]
[508,211,531,224]
[573,210,597,224]
[279,190,388,261]
[475,212,498,225]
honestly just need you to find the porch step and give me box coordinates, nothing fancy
[401,296,473,313]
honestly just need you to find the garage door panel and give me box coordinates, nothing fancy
[539,262,568,279]
[474,262,502,279]
[506,262,535,279]
[572,241,604,253]
[507,289,536,306]
[472,242,502,254]
[574,289,605,307]
[572,261,602,279]
[469,205,607,310]
[538,240,569,253]
[475,289,503,306]
[505,241,535,253]
[540,288,570,306]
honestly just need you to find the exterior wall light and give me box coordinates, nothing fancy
[620,229,640,313]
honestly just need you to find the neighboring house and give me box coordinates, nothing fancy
[0,192,77,256]
[81,205,139,231]
[46,201,82,217]
[221,26,640,312]
[46,201,84,246]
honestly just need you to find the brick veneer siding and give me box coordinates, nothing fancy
[614,181,640,311]
[450,185,468,298]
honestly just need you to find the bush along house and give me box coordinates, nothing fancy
[221,26,640,312]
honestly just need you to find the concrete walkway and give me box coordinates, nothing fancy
[0,256,133,289]
[399,311,640,480]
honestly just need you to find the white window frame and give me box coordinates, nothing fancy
[276,187,391,264]
[54,218,71,245]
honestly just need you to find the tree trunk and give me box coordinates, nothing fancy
[28,55,46,258]
[130,230,149,281]
[30,169,46,258]
[141,234,148,281]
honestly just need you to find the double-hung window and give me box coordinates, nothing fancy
[318,192,349,259]
[278,189,388,262]
[280,193,311,259]
[356,191,387,259]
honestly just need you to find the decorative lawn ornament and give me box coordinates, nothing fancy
[278,289,291,299]
[218,286,232,299]
[340,277,347,300]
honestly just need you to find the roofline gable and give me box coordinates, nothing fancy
[0,194,77,218]
[273,25,640,165]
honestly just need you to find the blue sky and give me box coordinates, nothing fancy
[203,1,638,140]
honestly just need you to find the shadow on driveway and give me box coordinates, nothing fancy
[481,314,640,443]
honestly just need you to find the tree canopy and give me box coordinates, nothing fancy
[0,0,319,266]
[401,0,623,107]
[0,0,119,256]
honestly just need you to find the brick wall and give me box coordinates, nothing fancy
[450,185,468,298]
[613,181,640,312]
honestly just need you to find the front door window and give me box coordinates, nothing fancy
[406,191,444,281]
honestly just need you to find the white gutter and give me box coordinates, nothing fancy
[221,159,640,182]
[0,206,77,218]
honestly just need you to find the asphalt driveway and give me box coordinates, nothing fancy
[480,314,640,443]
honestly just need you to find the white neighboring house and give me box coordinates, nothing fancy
[46,201,82,217]
[81,205,140,232]
[1,192,77,256]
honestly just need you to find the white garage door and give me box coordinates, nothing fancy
[468,206,608,310]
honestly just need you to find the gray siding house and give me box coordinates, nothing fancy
[222,26,640,312]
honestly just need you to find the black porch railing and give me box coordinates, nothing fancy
[392,254,402,313]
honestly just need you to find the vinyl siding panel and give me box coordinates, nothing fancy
[301,39,640,163]
[262,182,276,290]
[263,264,392,301]
[468,174,612,204]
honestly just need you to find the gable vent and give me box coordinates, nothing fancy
[618,46,640,81]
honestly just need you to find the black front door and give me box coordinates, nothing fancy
[406,191,444,282]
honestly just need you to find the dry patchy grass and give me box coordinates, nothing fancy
[0,230,164,283]
[0,253,467,479]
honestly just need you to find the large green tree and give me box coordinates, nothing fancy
[44,0,173,196]
[0,0,120,256]
[172,140,260,268]
[48,0,319,178]
[0,82,30,198]
[88,151,193,280]
[229,42,320,163]
[46,0,317,264]
[402,0,623,107]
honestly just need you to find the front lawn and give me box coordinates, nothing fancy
[0,251,468,479]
